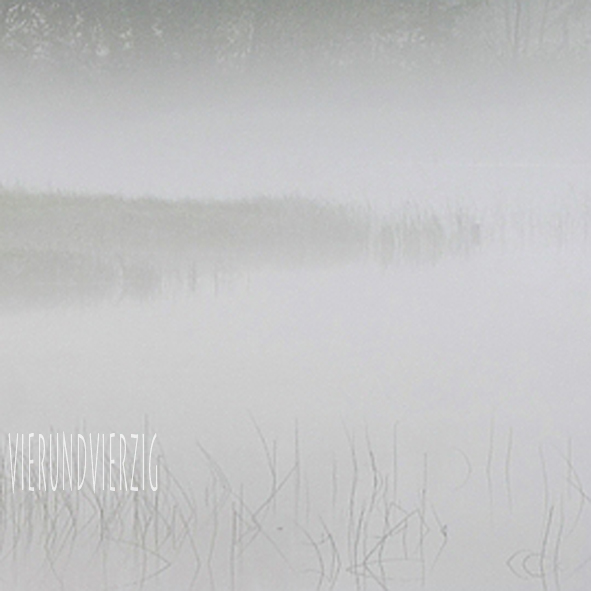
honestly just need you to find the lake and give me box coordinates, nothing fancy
[0,191,590,590]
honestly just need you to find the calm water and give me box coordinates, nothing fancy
[0,200,590,590]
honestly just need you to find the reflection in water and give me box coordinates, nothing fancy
[0,250,162,307]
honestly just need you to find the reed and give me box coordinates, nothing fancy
[0,420,588,590]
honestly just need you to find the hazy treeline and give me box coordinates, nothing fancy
[1,0,590,75]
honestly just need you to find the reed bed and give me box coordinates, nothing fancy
[0,422,588,590]
[2,187,591,308]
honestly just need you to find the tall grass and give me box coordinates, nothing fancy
[0,422,588,590]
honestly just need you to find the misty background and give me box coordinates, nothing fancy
[1,0,590,205]
[2,1,591,590]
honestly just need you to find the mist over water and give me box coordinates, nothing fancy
[2,2,591,589]
[2,238,591,590]
[2,61,590,208]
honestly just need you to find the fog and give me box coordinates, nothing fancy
[2,66,590,208]
[2,2,591,589]
[2,241,591,590]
